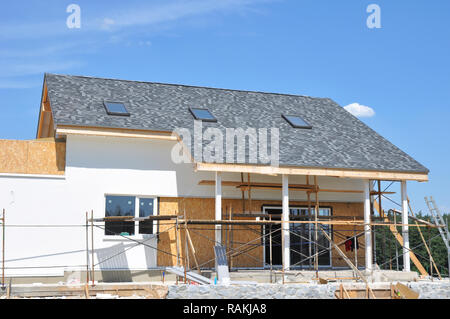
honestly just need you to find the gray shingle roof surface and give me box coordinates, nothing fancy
[45,73,428,173]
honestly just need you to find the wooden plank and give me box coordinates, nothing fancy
[36,84,48,139]
[195,163,429,182]
[181,218,428,227]
[199,180,388,194]
[199,180,315,189]
[84,284,90,299]
[395,283,419,299]
[93,215,178,222]
[185,227,201,273]
[390,209,435,227]
[6,280,11,299]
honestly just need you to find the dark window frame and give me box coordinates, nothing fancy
[138,197,156,235]
[104,195,158,236]
[281,114,312,129]
[260,204,332,268]
[189,107,217,122]
[104,195,135,236]
[103,101,131,116]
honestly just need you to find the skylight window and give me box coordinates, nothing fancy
[282,115,312,129]
[104,102,130,116]
[189,107,217,122]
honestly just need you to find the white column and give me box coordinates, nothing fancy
[364,180,372,271]
[282,174,290,270]
[215,171,222,246]
[401,181,411,271]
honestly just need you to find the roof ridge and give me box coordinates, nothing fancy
[45,73,333,101]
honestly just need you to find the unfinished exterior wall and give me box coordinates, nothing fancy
[0,135,366,277]
[0,139,65,175]
[157,197,364,268]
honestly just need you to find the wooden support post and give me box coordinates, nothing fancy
[241,173,246,213]
[215,171,222,275]
[224,206,228,257]
[90,210,95,286]
[175,216,180,285]
[394,211,399,271]
[215,171,222,246]
[184,227,188,284]
[314,176,319,277]
[269,215,273,283]
[175,218,180,266]
[428,225,433,278]
[354,217,358,269]
[389,216,392,271]
[183,209,188,283]
[84,284,90,299]
[282,174,290,271]
[2,209,5,289]
[247,173,252,214]
[378,180,386,268]
[185,226,201,273]
[229,207,234,270]
[370,182,376,266]
[226,206,231,269]
[85,212,89,285]
[306,176,312,270]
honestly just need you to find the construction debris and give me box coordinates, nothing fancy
[0,283,168,299]
[335,283,419,299]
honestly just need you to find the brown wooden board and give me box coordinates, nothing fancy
[0,139,66,175]
[156,197,365,268]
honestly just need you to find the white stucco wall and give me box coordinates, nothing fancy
[0,135,365,277]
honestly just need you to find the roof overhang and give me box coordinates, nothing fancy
[53,126,428,182]
[56,125,177,141]
[195,162,429,182]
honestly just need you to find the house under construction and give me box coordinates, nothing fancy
[0,74,444,292]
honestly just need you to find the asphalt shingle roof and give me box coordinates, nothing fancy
[44,73,428,173]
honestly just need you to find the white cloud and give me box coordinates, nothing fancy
[0,0,272,89]
[0,0,270,39]
[95,0,271,31]
[344,103,375,118]
[138,40,152,47]
[101,18,116,31]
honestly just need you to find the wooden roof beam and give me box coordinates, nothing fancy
[198,180,396,194]
[195,163,428,182]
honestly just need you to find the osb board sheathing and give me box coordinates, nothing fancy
[157,197,364,268]
[0,139,66,175]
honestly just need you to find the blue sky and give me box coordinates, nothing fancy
[0,0,449,214]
